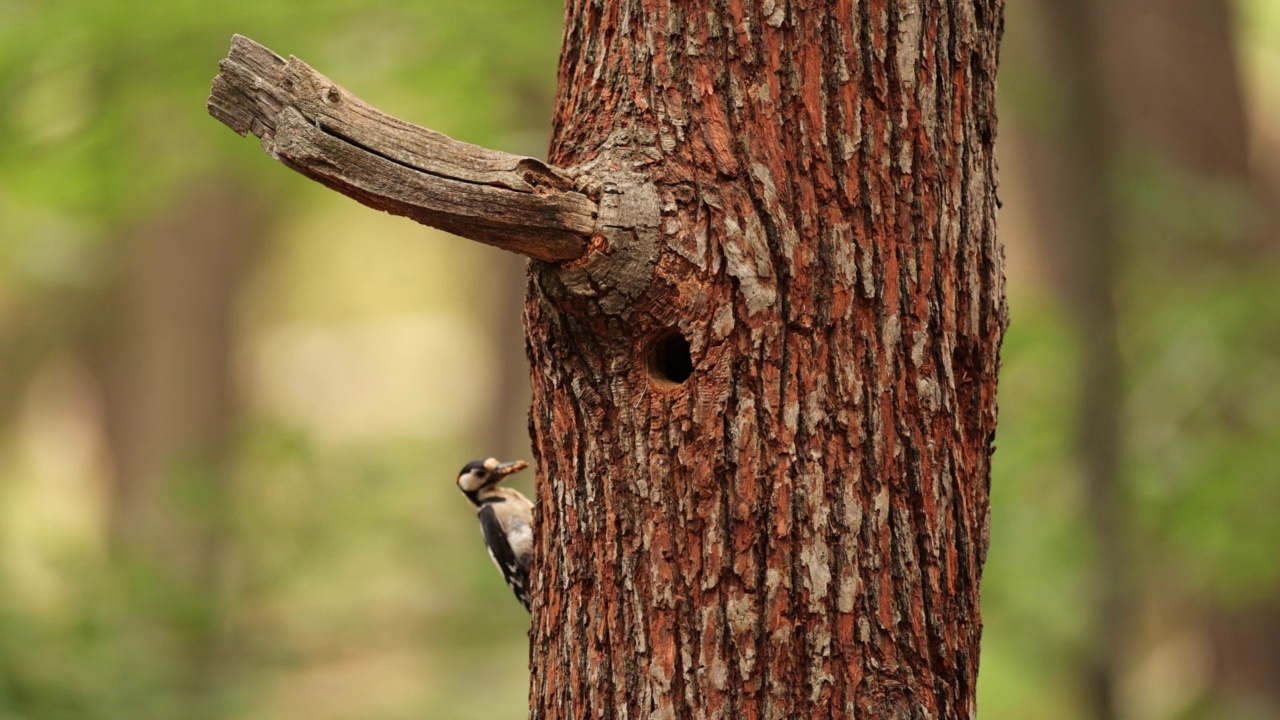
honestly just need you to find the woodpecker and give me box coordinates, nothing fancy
[455,457,533,611]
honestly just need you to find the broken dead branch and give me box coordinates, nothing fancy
[208,35,596,262]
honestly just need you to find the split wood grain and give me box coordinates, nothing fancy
[207,34,596,262]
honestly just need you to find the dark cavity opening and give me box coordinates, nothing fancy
[648,331,694,385]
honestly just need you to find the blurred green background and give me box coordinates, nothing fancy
[0,1,1276,718]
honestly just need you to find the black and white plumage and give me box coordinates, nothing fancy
[456,457,534,612]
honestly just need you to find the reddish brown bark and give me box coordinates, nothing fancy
[525,2,1006,718]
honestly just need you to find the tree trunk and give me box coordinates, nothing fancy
[1035,1,1125,717]
[525,2,1006,718]
[204,6,1006,713]
[91,175,265,717]
[1012,0,1267,715]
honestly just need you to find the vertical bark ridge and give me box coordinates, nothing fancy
[528,1,1005,718]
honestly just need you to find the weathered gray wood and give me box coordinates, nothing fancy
[207,34,596,262]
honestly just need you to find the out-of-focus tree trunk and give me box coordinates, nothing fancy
[1094,0,1273,258]
[486,87,553,466]
[486,250,534,459]
[1037,1,1126,717]
[1096,0,1250,176]
[1013,0,1271,717]
[525,1,1007,717]
[1019,0,1265,267]
[90,175,266,715]
[1207,600,1280,713]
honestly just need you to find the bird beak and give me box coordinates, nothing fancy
[495,460,528,476]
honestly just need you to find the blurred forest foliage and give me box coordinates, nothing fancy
[0,1,1276,719]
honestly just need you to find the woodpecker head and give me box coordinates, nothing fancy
[456,457,528,501]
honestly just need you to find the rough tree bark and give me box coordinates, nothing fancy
[208,0,1006,714]
[526,2,1005,718]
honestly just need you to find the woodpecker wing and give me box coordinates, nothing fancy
[477,504,531,611]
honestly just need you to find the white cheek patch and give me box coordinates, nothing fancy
[459,471,486,492]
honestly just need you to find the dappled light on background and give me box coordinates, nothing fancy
[0,0,1277,718]
[252,315,496,444]
[984,0,1280,718]
[1,360,110,614]
[0,2,547,718]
